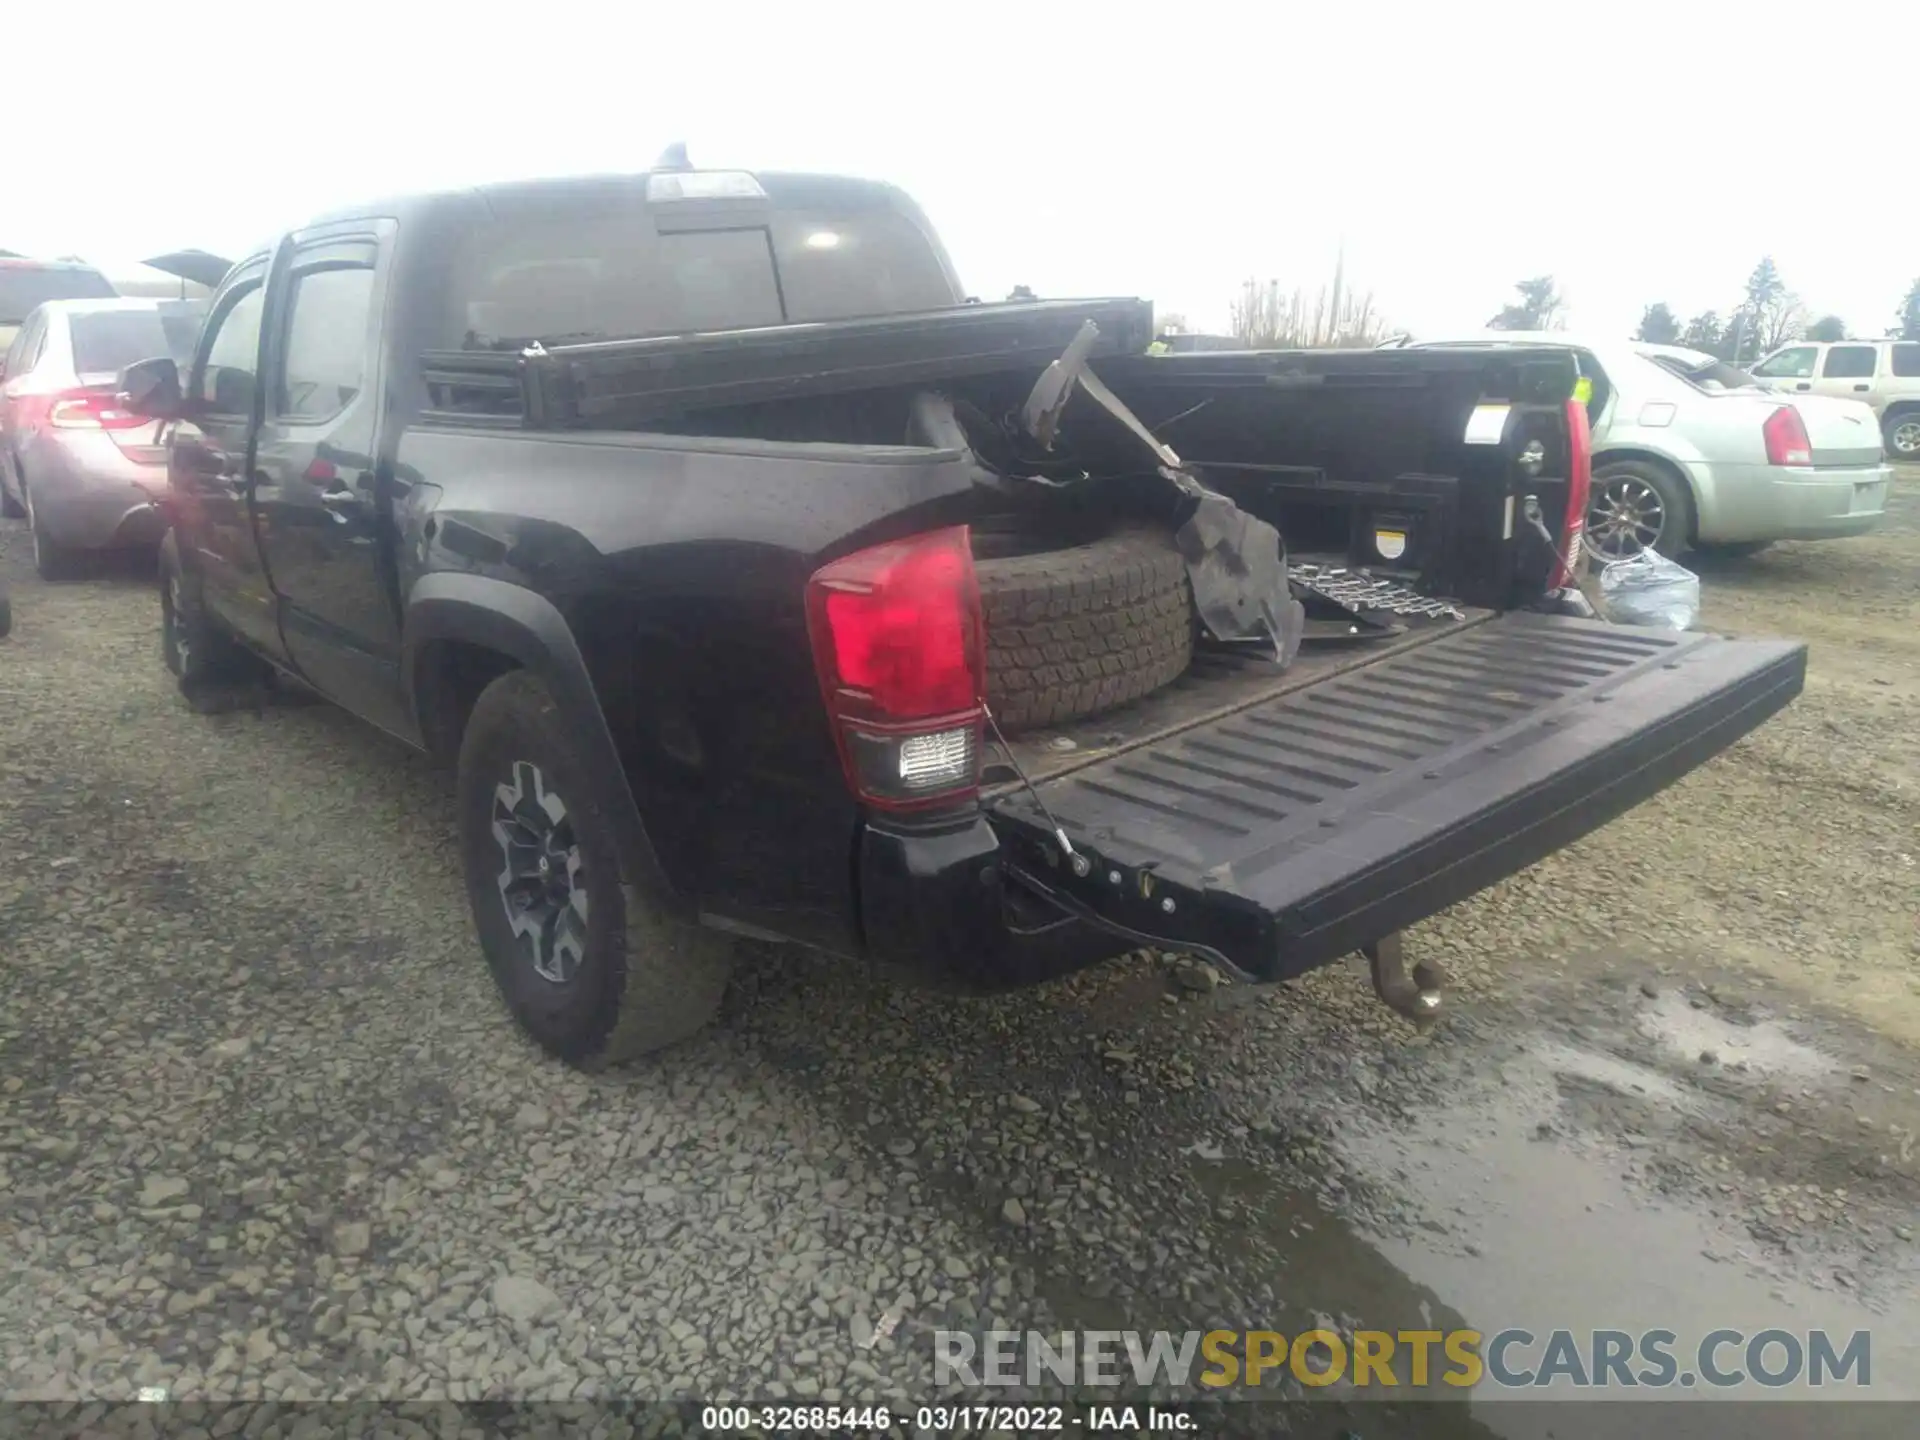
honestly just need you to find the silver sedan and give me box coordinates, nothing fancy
[1403,334,1891,560]
[0,298,202,578]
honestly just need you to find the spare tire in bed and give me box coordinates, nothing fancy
[974,524,1194,734]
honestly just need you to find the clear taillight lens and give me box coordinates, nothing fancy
[806,526,986,811]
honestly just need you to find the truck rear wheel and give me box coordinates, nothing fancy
[456,669,733,1068]
[975,523,1194,734]
[161,540,266,689]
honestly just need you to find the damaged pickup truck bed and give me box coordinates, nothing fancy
[119,163,1806,1068]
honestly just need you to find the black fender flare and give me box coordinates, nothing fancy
[402,572,691,920]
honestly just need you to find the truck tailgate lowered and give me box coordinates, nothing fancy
[987,614,1806,980]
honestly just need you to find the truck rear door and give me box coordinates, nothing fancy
[986,612,1803,980]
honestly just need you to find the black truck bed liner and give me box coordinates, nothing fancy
[984,608,1493,791]
[420,297,1155,429]
[987,614,1806,982]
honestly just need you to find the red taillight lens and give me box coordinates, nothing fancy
[1553,396,1592,588]
[1763,405,1812,468]
[806,525,986,809]
[48,389,147,432]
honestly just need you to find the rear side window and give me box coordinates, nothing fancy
[1822,345,1877,379]
[69,310,200,375]
[278,266,375,420]
[4,315,46,375]
[0,265,117,323]
[1892,344,1920,378]
[1753,346,1817,378]
[1648,353,1755,392]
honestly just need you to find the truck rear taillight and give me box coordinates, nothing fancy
[806,526,986,811]
[1552,397,1592,588]
[49,389,146,432]
[1763,405,1813,468]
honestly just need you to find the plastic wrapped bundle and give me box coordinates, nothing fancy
[1598,552,1701,631]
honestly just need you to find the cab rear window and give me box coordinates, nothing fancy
[768,210,963,323]
[442,203,960,350]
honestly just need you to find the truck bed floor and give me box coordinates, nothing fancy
[983,609,1493,792]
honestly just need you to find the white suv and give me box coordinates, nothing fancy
[1750,339,1920,462]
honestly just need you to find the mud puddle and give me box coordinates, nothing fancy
[1337,1084,1920,1436]
[1177,958,1920,1438]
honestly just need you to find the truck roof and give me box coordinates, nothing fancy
[303,168,927,231]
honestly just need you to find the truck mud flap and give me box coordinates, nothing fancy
[986,613,1806,981]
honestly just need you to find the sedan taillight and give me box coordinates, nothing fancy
[49,390,147,432]
[1762,405,1813,468]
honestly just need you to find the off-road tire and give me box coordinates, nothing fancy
[161,542,267,690]
[457,669,732,1069]
[976,525,1193,734]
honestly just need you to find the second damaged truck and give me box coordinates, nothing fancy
[117,164,1807,1067]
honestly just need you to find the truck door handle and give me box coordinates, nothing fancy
[1853,383,1869,391]
[1794,382,1811,391]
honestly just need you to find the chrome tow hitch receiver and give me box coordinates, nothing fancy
[1362,932,1446,1024]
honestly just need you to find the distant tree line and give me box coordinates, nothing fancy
[1207,259,1920,355]
[1225,246,1391,350]
[1629,261,1920,361]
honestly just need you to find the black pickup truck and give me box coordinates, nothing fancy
[115,164,1807,1069]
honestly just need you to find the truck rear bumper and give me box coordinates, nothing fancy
[982,613,1805,983]
[857,812,1139,992]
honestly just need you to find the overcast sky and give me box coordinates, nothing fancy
[7,1,1914,341]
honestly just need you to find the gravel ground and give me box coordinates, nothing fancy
[2,475,1917,1438]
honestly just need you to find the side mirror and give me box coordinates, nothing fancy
[117,356,184,421]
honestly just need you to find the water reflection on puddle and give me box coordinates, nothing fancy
[1330,1036,1920,1434]
[1156,1025,1918,1439]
